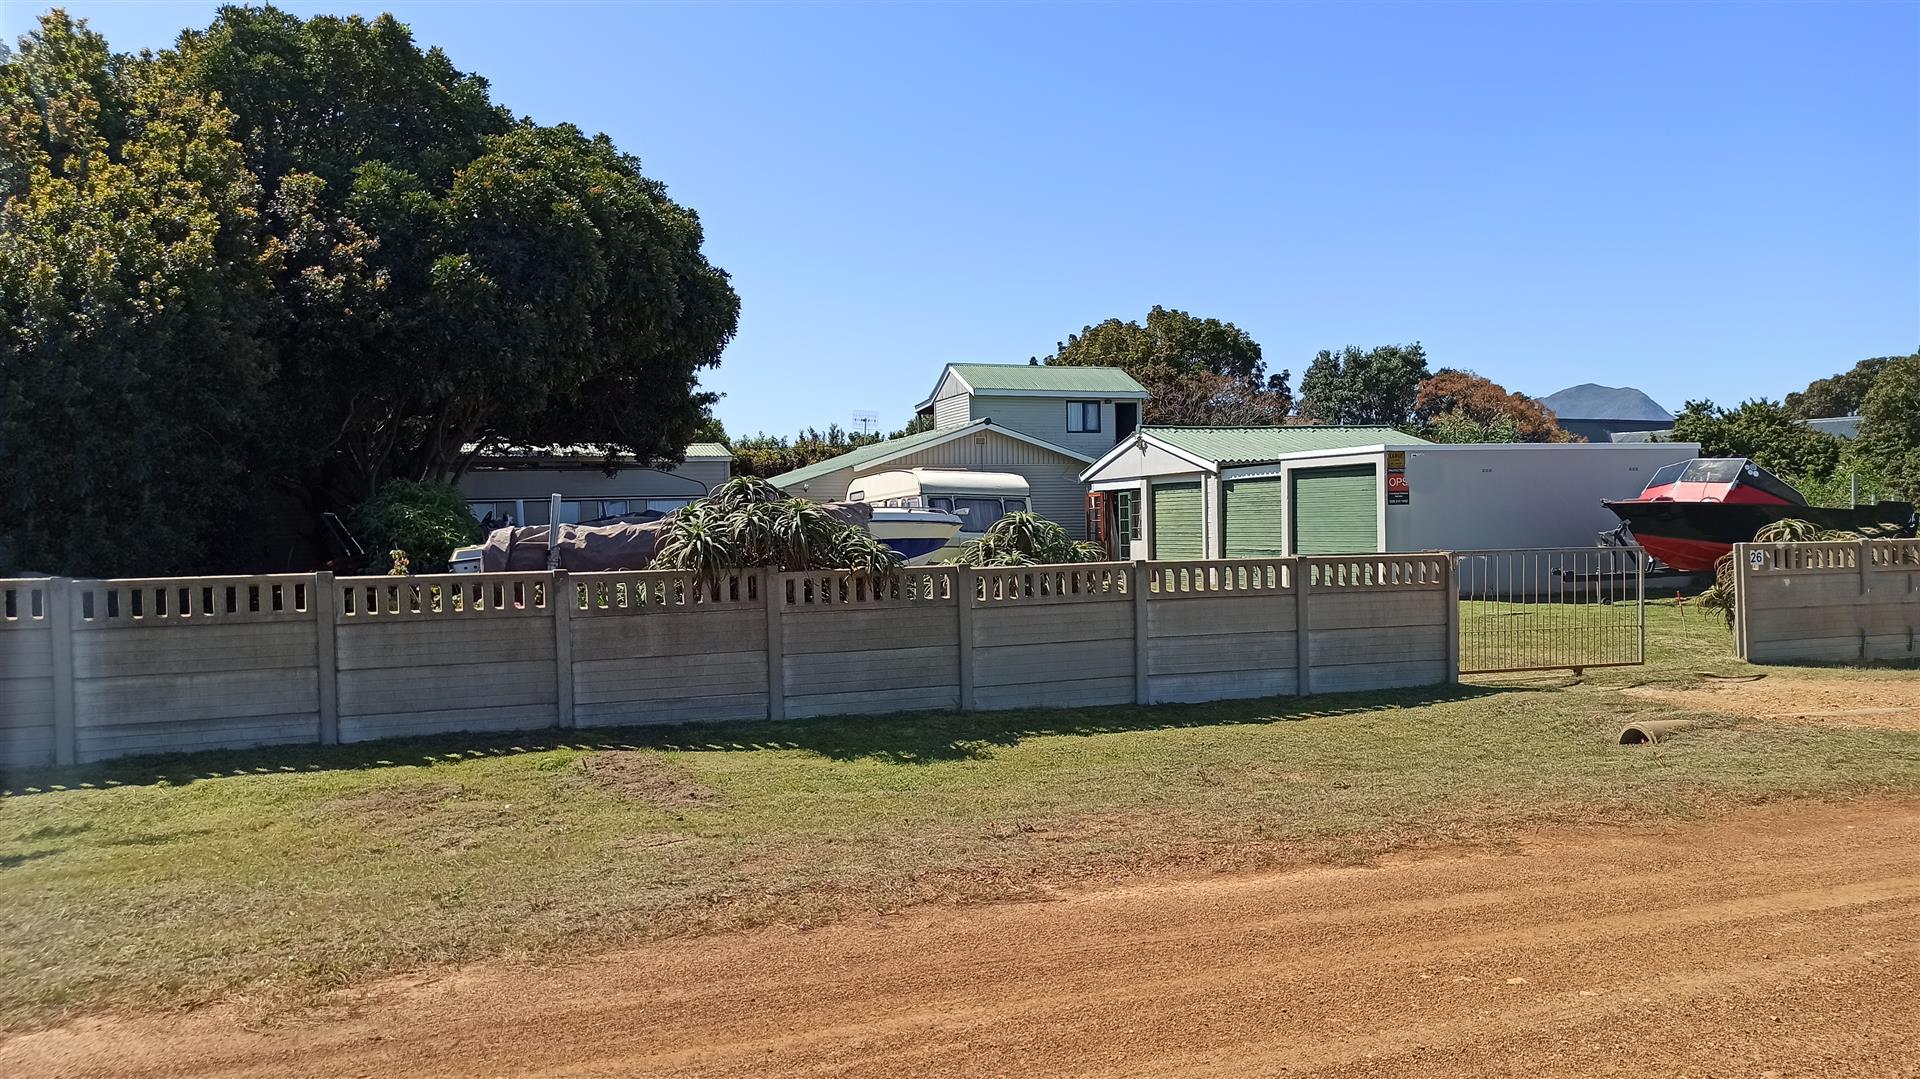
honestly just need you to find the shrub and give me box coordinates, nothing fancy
[351,482,484,576]
[653,494,903,584]
[955,512,1106,567]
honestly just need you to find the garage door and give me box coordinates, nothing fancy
[1151,481,1203,560]
[1290,465,1378,555]
[1222,477,1286,558]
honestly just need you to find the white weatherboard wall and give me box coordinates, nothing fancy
[0,558,1459,771]
[1735,540,1920,664]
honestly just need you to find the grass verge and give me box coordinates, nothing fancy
[2,601,1917,1030]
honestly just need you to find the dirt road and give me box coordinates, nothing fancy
[7,801,1918,1079]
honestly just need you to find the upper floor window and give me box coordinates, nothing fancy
[1066,400,1101,433]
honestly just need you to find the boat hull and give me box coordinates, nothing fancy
[868,509,964,566]
[1604,500,1914,572]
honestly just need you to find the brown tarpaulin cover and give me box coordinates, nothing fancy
[478,502,873,572]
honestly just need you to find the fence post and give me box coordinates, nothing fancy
[956,566,976,711]
[1132,561,1151,705]
[1442,554,1460,684]
[48,577,76,766]
[312,572,339,745]
[1294,559,1313,696]
[551,570,574,728]
[764,569,785,721]
[1732,543,1751,661]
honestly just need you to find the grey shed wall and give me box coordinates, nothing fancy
[1384,443,1699,552]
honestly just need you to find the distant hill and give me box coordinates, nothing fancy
[1539,384,1674,422]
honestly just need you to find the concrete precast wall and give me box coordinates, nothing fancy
[1734,539,1920,664]
[0,556,1460,771]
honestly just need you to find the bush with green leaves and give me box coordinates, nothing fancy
[955,511,1106,567]
[351,482,484,575]
[652,478,905,583]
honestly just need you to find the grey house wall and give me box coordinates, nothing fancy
[0,555,1456,771]
[969,394,1121,460]
[932,394,972,428]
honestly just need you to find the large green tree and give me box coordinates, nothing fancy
[1852,354,1920,500]
[1041,305,1292,425]
[0,12,275,575]
[1296,343,1431,426]
[1784,354,1910,419]
[1668,399,1844,484]
[1,8,740,575]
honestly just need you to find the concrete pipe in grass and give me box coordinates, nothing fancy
[1618,719,1697,745]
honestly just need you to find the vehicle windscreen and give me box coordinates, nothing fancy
[950,497,1010,531]
[1680,459,1746,485]
[1643,461,1688,492]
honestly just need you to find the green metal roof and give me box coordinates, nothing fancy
[1142,425,1429,466]
[683,442,733,459]
[765,423,964,488]
[948,363,1148,396]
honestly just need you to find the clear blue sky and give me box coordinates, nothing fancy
[5,1,1916,436]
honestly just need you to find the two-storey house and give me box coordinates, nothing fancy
[768,363,1149,538]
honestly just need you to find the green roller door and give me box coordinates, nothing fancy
[1290,465,1378,554]
[1151,481,1203,560]
[1222,477,1286,558]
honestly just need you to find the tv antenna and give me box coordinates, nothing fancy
[852,410,879,435]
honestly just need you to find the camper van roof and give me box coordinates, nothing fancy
[858,468,1030,496]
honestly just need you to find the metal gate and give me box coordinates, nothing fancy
[1454,546,1646,675]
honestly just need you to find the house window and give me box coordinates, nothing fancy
[1066,401,1100,433]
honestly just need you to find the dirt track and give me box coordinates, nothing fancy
[7,801,1918,1079]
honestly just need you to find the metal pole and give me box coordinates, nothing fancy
[547,492,563,570]
[1635,545,1646,664]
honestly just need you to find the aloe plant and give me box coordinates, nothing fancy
[956,511,1104,568]
[653,495,901,585]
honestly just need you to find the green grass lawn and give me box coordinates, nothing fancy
[2,600,1917,1031]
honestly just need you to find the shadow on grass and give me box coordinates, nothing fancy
[1,683,1518,796]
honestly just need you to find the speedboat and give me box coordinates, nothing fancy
[1603,458,1914,572]
[867,507,964,565]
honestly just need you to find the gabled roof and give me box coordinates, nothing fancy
[917,363,1148,409]
[683,442,734,459]
[1539,384,1673,422]
[1142,425,1429,466]
[767,419,1094,489]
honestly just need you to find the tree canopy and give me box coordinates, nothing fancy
[1412,369,1573,443]
[1668,399,1844,484]
[1296,343,1430,427]
[0,8,738,576]
[1852,354,1920,500]
[1041,305,1292,425]
[1784,355,1909,419]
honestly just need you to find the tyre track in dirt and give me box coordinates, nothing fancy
[6,800,1917,1078]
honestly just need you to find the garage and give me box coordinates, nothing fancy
[1221,477,1285,558]
[1289,465,1378,555]
[1150,481,1203,559]
[1081,426,1703,561]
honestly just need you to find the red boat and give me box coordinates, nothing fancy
[1603,458,1914,573]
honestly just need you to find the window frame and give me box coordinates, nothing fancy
[1065,400,1101,433]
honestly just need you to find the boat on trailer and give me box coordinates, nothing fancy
[1602,458,1914,573]
[865,507,963,565]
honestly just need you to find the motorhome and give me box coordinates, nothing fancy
[850,469,1031,559]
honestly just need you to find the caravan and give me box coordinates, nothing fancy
[849,469,1031,561]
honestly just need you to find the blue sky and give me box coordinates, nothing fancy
[4,1,1915,436]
